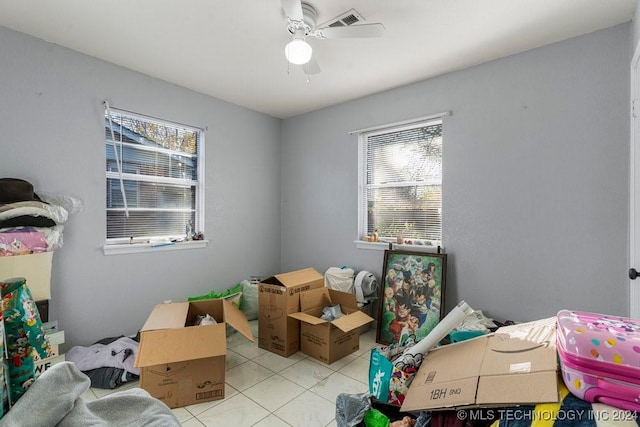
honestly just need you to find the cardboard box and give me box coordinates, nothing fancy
[258,268,324,357]
[400,331,559,412]
[289,287,374,364]
[134,299,253,409]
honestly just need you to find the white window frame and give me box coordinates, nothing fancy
[102,107,207,255]
[355,113,446,252]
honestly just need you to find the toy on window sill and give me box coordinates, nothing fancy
[364,230,380,242]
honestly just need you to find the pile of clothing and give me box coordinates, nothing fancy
[0,178,81,256]
[66,335,140,389]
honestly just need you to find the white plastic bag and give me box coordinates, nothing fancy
[324,267,355,293]
[321,304,343,321]
[239,279,259,320]
[195,314,217,326]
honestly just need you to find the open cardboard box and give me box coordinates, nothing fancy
[401,318,559,412]
[289,287,374,364]
[258,268,325,357]
[134,299,253,409]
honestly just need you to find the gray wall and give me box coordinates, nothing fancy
[281,24,631,323]
[0,22,632,348]
[0,26,282,348]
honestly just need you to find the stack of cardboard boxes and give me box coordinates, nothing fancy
[258,267,373,364]
[133,267,374,409]
[257,268,325,357]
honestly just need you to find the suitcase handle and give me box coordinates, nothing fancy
[598,396,640,413]
[586,378,640,412]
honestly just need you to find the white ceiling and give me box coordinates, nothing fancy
[0,0,636,119]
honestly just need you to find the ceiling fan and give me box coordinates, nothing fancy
[281,0,385,75]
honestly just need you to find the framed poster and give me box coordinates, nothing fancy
[376,250,447,346]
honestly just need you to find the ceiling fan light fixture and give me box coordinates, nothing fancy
[285,38,312,65]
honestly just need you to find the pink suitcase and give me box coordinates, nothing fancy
[556,309,640,411]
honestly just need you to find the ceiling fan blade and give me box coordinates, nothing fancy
[281,0,303,21]
[316,23,385,39]
[303,55,321,75]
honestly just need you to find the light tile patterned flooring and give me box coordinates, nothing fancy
[83,320,379,427]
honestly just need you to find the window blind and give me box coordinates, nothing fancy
[104,108,202,243]
[362,120,442,243]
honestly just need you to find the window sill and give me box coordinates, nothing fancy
[391,243,441,253]
[103,240,209,255]
[354,240,443,253]
[353,240,391,250]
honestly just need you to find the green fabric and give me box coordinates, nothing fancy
[364,408,390,427]
[188,283,243,301]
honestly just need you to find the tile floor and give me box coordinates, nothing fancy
[83,320,380,427]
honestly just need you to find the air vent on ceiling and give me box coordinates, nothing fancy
[320,9,364,28]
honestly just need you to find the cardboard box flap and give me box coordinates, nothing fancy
[264,268,323,288]
[135,324,227,367]
[421,337,487,381]
[299,287,332,312]
[327,289,359,310]
[400,332,559,412]
[141,302,190,332]
[400,336,488,412]
[188,299,224,321]
[331,310,374,332]
[476,371,559,405]
[298,287,362,312]
[222,299,254,342]
[402,376,479,412]
[289,311,327,325]
[480,334,557,376]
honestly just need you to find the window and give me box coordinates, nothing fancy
[358,117,443,246]
[104,107,204,250]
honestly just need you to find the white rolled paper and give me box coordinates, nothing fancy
[403,300,474,358]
